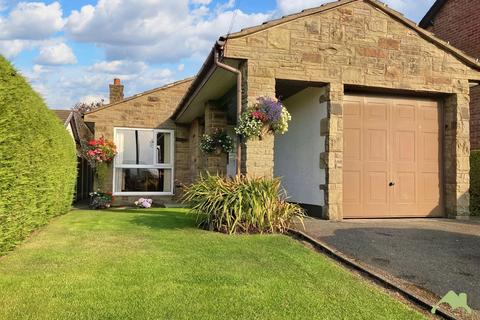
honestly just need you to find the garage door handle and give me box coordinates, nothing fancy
[389,182,395,187]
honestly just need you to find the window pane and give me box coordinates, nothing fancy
[114,168,172,193]
[156,132,172,164]
[116,129,154,165]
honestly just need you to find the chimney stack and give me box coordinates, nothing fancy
[109,78,124,104]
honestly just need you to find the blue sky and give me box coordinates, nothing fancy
[0,0,435,108]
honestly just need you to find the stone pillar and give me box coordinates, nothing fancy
[204,103,228,175]
[189,118,204,179]
[444,92,470,219]
[242,62,276,177]
[321,83,344,221]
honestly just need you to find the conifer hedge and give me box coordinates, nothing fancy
[0,56,77,255]
[470,150,480,216]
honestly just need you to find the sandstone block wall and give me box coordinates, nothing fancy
[424,0,480,150]
[222,0,478,218]
[84,79,193,205]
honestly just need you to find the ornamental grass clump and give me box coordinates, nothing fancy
[182,174,305,234]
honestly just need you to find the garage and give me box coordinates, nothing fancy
[343,95,444,218]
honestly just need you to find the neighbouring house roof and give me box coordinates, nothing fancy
[53,109,93,156]
[173,0,480,122]
[52,109,72,126]
[419,0,447,29]
[85,77,195,115]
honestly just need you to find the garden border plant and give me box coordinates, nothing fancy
[81,136,117,209]
[182,174,305,234]
[0,56,77,255]
[470,150,480,216]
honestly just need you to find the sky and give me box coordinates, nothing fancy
[0,0,435,109]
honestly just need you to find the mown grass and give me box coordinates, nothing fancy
[0,209,426,319]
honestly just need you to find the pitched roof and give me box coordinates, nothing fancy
[85,77,195,115]
[222,0,480,71]
[419,0,447,29]
[174,0,480,121]
[52,109,72,126]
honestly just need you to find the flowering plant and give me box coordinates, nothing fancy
[200,129,234,155]
[89,191,114,209]
[134,198,153,208]
[82,136,117,167]
[235,97,291,140]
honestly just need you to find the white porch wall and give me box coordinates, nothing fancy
[274,87,327,206]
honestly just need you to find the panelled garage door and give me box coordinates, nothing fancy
[343,95,444,218]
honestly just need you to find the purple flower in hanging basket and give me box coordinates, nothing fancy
[257,97,283,122]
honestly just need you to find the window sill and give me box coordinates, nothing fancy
[113,192,174,197]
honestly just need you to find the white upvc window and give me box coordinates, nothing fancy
[113,127,174,196]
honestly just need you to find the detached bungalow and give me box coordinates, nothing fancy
[84,78,194,204]
[86,0,480,220]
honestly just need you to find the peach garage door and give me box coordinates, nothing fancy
[343,95,444,218]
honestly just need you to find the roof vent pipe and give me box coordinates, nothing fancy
[214,42,242,176]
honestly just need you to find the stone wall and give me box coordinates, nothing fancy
[222,0,479,218]
[424,0,480,150]
[188,118,204,180]
[444,92,471,219]
[204,103,228,175]
[84,78,193,205]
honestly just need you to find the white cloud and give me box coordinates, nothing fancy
[0,39,31,58]
[177,63,185,71]
[191,0,212,4]
[36,43,77,65]
[65,0,270,63]
[275,0,331,15]
[275,0,435,19]
[0,1,7,12]
[0,2,64,40]
[89,60,147,75]
[79,95,105,105]
[21,60,176,107]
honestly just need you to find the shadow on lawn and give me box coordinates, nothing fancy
[127,210,197,230]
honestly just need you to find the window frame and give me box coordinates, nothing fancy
[113,127,175,196]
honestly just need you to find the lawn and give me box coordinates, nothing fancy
[0,209,426,319]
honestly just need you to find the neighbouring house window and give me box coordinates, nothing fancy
[113,128,174,195]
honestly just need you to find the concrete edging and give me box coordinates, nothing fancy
[288,228,459,320]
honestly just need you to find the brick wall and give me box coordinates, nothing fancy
[426,0,480,149]
[221,0,477,218]
[84,78,193,205]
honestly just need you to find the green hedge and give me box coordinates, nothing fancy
[0,56,77,255]
[470,150,480,216]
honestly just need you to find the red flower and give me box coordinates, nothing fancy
[252,110,268,122]
[88,140,97,146]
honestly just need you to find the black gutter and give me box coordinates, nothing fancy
[172,48,216,120]
[419,0,447,29]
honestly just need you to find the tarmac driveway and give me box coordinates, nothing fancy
[301,218,480,309]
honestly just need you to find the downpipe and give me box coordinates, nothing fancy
[214,42,242,176]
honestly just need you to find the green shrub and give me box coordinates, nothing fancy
[470,150,480,216]
[0,56,77,255]
[182,174,305,234]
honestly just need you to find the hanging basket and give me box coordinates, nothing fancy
[260,124,271,138]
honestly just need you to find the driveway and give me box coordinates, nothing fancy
[300,218,480,310]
